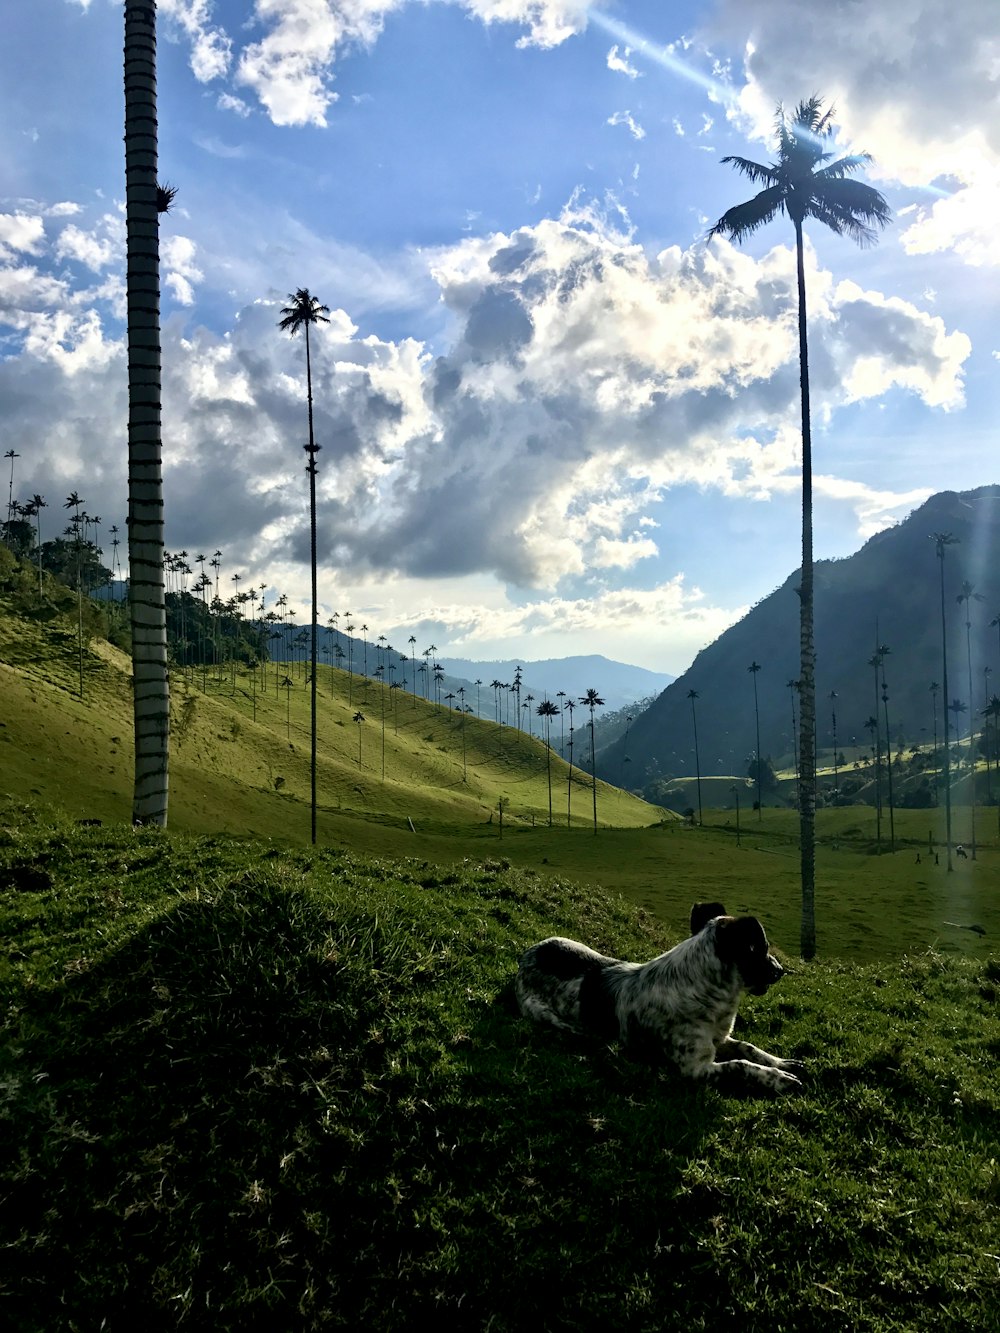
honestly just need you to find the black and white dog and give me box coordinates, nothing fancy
[515,901,802,1095]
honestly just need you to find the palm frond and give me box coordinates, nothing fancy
[808,177,891,244]
[815,153,874,180]
[793,96,832,134]
[707,185,786,243]
[278,287,331,333]
[718,155,780,187]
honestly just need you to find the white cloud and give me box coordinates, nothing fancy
[0,213,45,262]
[235,0,402,127]
[0,198,971,616]
[217,92,252,118]
[160,0,233,82]
[607,44,640,79]
[463,0,589,49]
[708,0,1000,265]
[162,235,204,306]
[55,222,115,272]
[606,110,646,141]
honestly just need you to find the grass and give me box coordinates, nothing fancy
[1,592,999,966]
[0,595,658,847]
[1,802,999,1330]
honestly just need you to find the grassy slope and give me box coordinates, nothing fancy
[1,805,998,1331]
[2,599,999,966]
[0,597,658,850]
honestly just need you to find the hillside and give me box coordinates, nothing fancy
[602,486,1000,786]
[2,809,998,1330]
[0,586,658,848]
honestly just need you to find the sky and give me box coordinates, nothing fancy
[0,0,996,674]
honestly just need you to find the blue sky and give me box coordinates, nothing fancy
[1,0,996,671]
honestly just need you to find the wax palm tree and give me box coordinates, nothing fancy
[933,533,959,871]
[868,651,885,850]
[747,662,763,820]
[688,689,703,826]
[786,679,800,795]
[880,664,896,854]
[829,690,839,797]
[279,286,330,844]
[537,698,560,826]
[64,492,86,697]
[565,698,576,827]
[353,710,366,768]
[124,1,175,825]
[4,449,18,536]
[710,98,890,958]
[957,580,984,858]
[983,695,1000,826]
[28,494,46,598]
[580,689,605,834]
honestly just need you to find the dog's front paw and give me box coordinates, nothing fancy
[778,1057,806,1075]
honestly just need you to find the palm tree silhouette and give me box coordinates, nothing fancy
[580,689,605,834]
[747,662,763,820]
[957,580,984,858]
[29,494,46,598]
[4,449,19,534]
[933,533,959,871]
[983,695,1000,818]
[537,699,560,825]
[688,689,703,827]
[564,698,576,827]
[829,690,839,797]
[124,0,173,825]
[279,287,330,845]
[787,679,800,796]
[929,681,940,770]
[710,98,890,958]
[353,710,366,768]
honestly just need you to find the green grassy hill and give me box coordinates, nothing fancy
[2,808,998,1331]
[0,591,658,855]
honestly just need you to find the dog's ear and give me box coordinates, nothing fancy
[690,901,727,935]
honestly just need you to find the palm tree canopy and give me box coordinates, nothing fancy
[708,97,891,246]
[278,288,331,336]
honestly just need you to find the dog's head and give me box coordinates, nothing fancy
[689,901,728,936]
[712,914,784,995]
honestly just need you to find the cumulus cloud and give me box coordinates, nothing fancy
[0,213,45,262]
[55,223,115,272]
[160,0,233,82]
[708,0,1000,265]
[463,0,589,49]
[0,197,970,614]
[235,0,403,127]
[140,0,592,125]
[162,235,204,306]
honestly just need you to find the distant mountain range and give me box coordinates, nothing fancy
[599,486,1000,786]
[438,654,673,713]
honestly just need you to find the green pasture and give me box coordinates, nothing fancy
[2,597,998,967]
[1,805,998,1330]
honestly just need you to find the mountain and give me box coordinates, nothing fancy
[437,655,674,712]
[599,487,1000,787]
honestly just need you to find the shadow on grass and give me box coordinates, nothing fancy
[0,873,744,1331]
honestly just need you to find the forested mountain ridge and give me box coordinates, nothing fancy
[600,487,1000,786]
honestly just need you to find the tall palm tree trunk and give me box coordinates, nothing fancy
[305,320,319,846]
[124,0,169,826]
[794,218,817,960]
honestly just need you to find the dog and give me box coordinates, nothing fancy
[515,901,802,1095]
